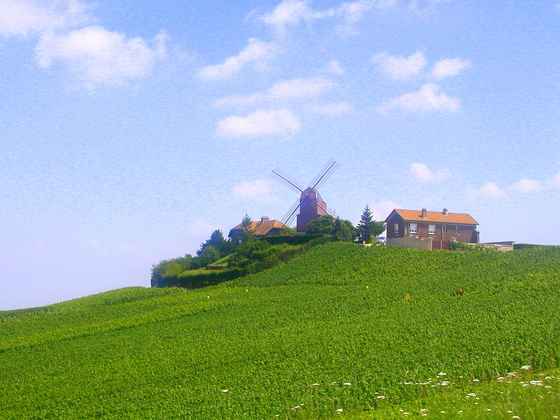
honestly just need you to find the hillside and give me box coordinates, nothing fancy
[1,243,560,419]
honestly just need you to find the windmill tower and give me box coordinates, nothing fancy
[271,159,339,232]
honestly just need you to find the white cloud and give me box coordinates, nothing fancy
[35,26,167,88]
[259,0,381,36]
[548,172,560,187]
[371,51,427,80]
[509,178,544,194]
[215,108,301,138]
[232,179,280,205]
[260,0,332,35]
[377,83,460,114]
[214,76,334,108]
[431,57,472,80]
[323,60,345,75]
[0,0,91,37]
[338,0,375,24]
[198,38,277,81]
[410,163,450,182]
[467,182,507,200]
[307,102,353,116]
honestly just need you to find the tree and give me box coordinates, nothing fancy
[151,255,193,287]
[196,245,221,267]
[357,205,386,243]
[332,217,357,242]
[198,229,231,255]
[306,214,335,234]
[240,213,255,242]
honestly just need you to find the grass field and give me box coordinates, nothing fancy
[1,243,559,418]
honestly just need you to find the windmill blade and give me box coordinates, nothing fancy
[281,199,300,227]
[314,198,337,219]
[271,168,304,193]
[310,159,339,190]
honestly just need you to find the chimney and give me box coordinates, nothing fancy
[260,216,270,223]
[421,208,427,219]
[443,208,448,216]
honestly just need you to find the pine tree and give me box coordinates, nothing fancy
[357,205,385,243]
[240,214,255,242]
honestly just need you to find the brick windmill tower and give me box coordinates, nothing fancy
[271,159,339,232]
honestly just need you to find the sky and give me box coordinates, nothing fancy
[1,0,560,310]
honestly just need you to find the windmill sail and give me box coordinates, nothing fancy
[271,159,339,232]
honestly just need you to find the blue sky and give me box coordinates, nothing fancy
[1,0,560,310]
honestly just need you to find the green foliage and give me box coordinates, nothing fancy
[258,233,324,245]
[197,229,233,256]
[150,255,193,287]
[332,217,357,242]
[357,205,386,243]
[306,214,335,234]
[193,245,221,268]
[2,244,560,419]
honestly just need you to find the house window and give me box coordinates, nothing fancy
[428,224,436,234]
[394,223,399,235]
[443,225,447,234]
[455,226,460,234]
[409,223,417,233]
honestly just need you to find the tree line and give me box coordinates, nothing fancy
[151,206,385,288]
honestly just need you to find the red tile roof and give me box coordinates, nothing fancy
[390,209,478,225]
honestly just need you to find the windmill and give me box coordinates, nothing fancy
[271,159,339,232]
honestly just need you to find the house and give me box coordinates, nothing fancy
[385,208,479,250]
[228,216,288,242]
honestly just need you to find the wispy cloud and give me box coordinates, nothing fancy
[410,163,450,182]
[377,83,459,114]
[259,0,379,36]
[214,76,334,108]
[371,51,427,80]
[431,57,472,80]
[35,26,168,88]
[215,108,301,138]
[0,0,92,37]
[232,179,280,204]
[307,101,353,116]
[508,178,544,194]
[467,182,508,200]
[198,38,277,81]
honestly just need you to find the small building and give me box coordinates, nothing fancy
[385,208,479,250]
[228,216,287,242]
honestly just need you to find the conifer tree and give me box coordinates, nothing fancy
[357,205,385,243]
[240,214,255,242]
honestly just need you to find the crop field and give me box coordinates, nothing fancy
[1,243,559,419]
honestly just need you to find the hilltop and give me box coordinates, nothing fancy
[1,243,560,418]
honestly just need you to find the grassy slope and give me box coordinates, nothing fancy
[0,243,559,419]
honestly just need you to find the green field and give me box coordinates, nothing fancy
[1,243,559,419]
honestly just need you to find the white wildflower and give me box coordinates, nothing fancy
[521,365,532,370]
